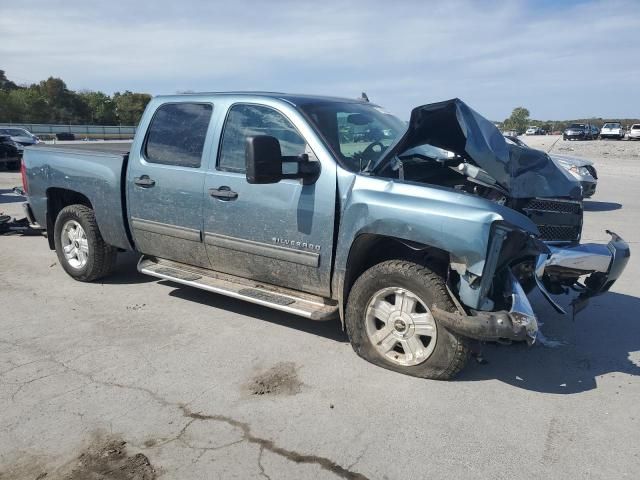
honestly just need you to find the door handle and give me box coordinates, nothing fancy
[209,186,238,200]
[134,175,156,188]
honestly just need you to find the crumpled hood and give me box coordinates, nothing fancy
[373,98,582,199]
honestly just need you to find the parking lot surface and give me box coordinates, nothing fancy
[1,137,639,479]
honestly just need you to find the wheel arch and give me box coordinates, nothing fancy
[46,188,93,249]
[338,233,450,327]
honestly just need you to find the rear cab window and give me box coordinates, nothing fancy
[144,103,213,168]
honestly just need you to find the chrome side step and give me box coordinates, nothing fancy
[138,256,338,321]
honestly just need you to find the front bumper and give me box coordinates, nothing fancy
[439,231,629,345]
[564,132,586,139]
[536,230,630,312]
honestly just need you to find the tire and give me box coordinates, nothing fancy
[54,204,117,282]
[345,260,469,380]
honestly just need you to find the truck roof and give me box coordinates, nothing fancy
[153,91,374,107]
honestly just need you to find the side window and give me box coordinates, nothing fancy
[144,103,213,168]
[218,104,306,173]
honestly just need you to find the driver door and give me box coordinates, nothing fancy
[202,103,337,297]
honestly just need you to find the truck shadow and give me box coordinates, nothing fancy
[458,291,640,393]
[104,253,639,392]
[165,283,348,343]
[99,252,156,285]
[583,200,622,212]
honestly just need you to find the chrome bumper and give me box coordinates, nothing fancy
[536,230,630,313]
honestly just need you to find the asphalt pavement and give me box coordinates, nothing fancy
[1,137,638,479]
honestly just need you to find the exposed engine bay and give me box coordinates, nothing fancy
[378,149,584,246]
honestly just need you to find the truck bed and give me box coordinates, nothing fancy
[33,142,132,154]
[23,146,133,250]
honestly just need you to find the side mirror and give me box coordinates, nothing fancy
[246,135,283,184]
[245,135,321,185]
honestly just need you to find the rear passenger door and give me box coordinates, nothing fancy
[127,102,214,268]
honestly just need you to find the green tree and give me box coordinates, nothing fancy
[503,107,530,134]
[6,88,49,123]
[78,91,118,124]
[36,77,91,123]
[0,70,19,92]
[113,91,152,125]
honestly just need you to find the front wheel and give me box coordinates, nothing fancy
[345,260,469,380]
[54,204,117,282]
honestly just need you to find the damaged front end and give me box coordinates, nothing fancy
[370,98,631,345]
[441,224,630,345]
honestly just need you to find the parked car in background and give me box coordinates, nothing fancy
[563,123,594,140]
[0,134,22,170]
[504,135,598,198]
[525,126,544,135]
[600,122,625,140]
[0,127,39,146]
[628,124,640,140]
[55,132,76,141]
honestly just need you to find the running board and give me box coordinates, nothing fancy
[137,256,338,321]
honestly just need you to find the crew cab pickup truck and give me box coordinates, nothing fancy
[22,93,630,379]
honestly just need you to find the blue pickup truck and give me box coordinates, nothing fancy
[22,93,630,379]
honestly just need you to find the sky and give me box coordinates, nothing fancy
[1,0,639,121]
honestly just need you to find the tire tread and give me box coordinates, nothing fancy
[346,259,469,380]
[54,204,117,282]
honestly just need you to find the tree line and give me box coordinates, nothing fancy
[501,107,640,134]
[0,70,151,126]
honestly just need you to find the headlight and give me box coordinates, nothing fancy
[578,166,591,176]
[557,159,584,179]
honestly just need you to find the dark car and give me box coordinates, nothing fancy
[0,134,22,170]
[55,132,76,141]
[563,123,594,140]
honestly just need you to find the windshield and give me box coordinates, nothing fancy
[569,124,585,129]
[603,123,620,128]
[300,102,407,172]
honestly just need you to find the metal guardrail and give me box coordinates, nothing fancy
[0,123,137,139]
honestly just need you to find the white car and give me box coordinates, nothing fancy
[525,126,541,135]
[600,122,625,140]
[628,124,640,140]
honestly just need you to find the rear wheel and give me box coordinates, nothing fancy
[346,260,469,380]
[54,204,117,281]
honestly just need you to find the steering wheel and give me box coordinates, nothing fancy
[361,141,385,160]
[348,141,387,171]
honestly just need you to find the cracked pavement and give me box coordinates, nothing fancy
[1,138,640,479]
